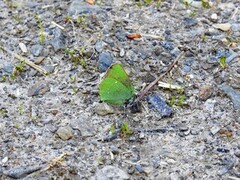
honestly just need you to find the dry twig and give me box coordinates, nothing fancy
[138,51,185,99]
[0,46,48,75]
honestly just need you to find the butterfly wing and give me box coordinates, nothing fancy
[99,64,134,105]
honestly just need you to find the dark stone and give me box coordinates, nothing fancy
[181,65,191,73]
[111,145,119,155]
[27,81,50,96]
[95,40,104,53]
[154,47,162,56]
[183,17,198,28]
[98,51,114,72]
[217,148,230,153]
[6,165,42,179]
[31,44,43,57]
[160,41,174,50]
[50,28,66,52]
[218,84,240,110]
[115,31,127,42]
[147,94,173,117]
[135,164,145,173]
[2,64,14,74]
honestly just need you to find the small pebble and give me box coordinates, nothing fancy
[210,13,218,22]
[56,126,73,140]
[50,27,66,52]
[234,150,240,158]
[95,165,129,180]
[95,40,104,53]
[147,94,173,118]
[218,84,240,110]
[93,102,115,116]
[217,148,229,153]
[135,164,144,173]
[98,51,114,72]
[213,23,231,32]
[127,165,135,175]
[111,145,119,155]
[6,166,42,179]
[190,129,199,135]
[120,48,125,57]
[19,42,27,53]
[198,85,213,101]
[27,81,50,97]
[183,17,198,28]
[31,44,43,57]
[210,126,221,135]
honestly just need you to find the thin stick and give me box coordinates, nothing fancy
[138,51,185,99]
[0,46,48,76]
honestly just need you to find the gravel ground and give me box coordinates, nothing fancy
[0,0,240,179]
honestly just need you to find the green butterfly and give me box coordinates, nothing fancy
[99,63,135,105]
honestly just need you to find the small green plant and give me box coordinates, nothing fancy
[201,0,210,8]
[189,10,196,17]
[219,56,227,69]
[0,108,8,116]
[168,88,186,107]
[70,85,78,94]
[19,101,23,115]
[1,75,7,82]
[65,15,72,23]
[144,0,152,4]
[14,123,19,129]
[35,14,45,44]
[201,33,207,42]
[11,60,25,80]
[121,121,133,136]
[110,124,116,134]
[64,47,87,68]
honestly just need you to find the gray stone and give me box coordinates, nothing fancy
[70,118,95,137]
[183,17,198,28]
[50,28,66,52]
[27,81,50,97]
[147,94,173,117]
[98,51,114,72]
[218,84,240,110]
[56,126,73,140]
[210,126,220,135]
[93,102,115,116]
[95,40,104,53]
[95,166,129,180]
[6,165,42,179]
[111,145,119,155]
[2,64,14,74]
[31,44,43,57]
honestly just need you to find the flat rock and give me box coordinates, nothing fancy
[6,165,42,179]
[27,81,50,97]
[70,118,95,137]
[56,126,73,140]
[98,51,114,72]
[50,28,66,52]
[218,84,240,110]
[198,85,214,101]
[147,94,173,117]
[93,102,115,116]
[213,23,231,32]
[31,44,43,57]
[94,165,129,180]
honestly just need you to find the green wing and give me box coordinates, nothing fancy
[99,64,134,105]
